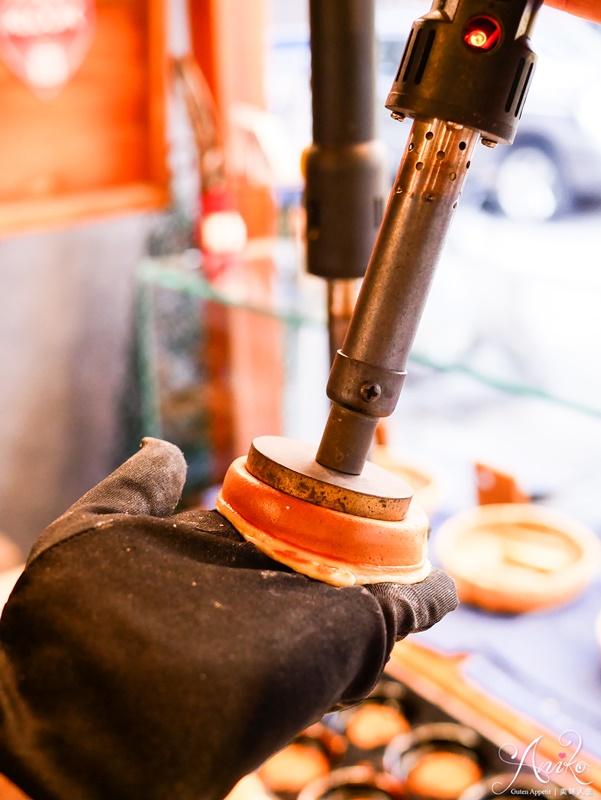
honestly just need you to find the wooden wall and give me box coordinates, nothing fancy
[0,0,168,234]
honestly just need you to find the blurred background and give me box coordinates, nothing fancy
[1,0,600,550]
[264,0,601,527]
[1,0,601,794]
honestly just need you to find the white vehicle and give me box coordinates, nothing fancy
[267,2,601,222]
[377,3,601,222]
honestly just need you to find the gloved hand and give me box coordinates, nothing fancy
[0,438,457,800]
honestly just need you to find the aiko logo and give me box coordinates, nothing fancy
[492,731,593,794]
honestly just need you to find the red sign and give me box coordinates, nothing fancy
[0,0,96,97]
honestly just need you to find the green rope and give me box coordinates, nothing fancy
[137,258,322,328]
[137,257,601,422]
[410,353,601,420]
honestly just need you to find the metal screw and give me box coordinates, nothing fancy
[481,138,498,149]
[390,112,406,121]
[360,383,382,403]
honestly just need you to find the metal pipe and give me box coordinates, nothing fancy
[305,0,386,283]
[326,279,361,366]
[317,117,479,474]
[309,0,376,146]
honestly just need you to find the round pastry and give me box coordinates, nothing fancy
[223,773,273,800]
[371,446,443,517]
[345,703,411,750]
[436,503,601,613]
[217,457,431,587]
[384,722,484,800]
[259,742,330,793]
[405,751,483,799]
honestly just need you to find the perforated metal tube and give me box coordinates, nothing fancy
[317,118,479,474]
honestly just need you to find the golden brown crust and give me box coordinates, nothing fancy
[345,704,411,750]
[406,752,482,799]
[216,458,431,587]
[436,504,601,614]
[259,744,330,793]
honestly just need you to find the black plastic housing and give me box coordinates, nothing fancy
[386,0,542,144]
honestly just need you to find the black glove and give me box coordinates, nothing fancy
[0,438,457,800]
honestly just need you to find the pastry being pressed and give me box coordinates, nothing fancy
[217,456,431,588]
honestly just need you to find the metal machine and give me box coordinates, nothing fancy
[304,0,387,365]
[217,0,544,585]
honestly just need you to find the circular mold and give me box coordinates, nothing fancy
[259,723,346,796]
[217,457,431,587]
[435,504,601,614]
[384,722,486,800]
[459,770,546,799]
[343,703,411,752]
[298,765,404,800]
[371,446,444,517]
[328,680,413,753]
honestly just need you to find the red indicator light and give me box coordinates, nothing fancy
[463,16,502,52]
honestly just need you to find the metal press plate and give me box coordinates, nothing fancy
[246,436,413,521]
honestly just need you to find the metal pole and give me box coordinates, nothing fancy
[317,117,479,474]
[306,0,387,363]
